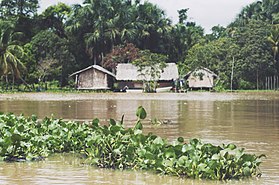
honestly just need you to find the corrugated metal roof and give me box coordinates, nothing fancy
[116,63,179,81]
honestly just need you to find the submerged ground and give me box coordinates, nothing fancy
[1,91,279,101]
[0,92,278,184]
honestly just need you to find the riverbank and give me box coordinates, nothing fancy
[1,91,279,101]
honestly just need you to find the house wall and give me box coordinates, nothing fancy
[77,68,109,89]
[188,69,215,88]
[117,80,174,90]
[158,81,174,88]
[117,81,143,89]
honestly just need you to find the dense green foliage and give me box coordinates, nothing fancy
[0,0,278,90]
[0,107,264,180]
[133,50,167,92]
[181,0,279,89]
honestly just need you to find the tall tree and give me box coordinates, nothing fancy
[133,50,167,92]
[0,0,38,18]
[29,30,76,87]
[261,0,279,24]
[66,0,171,66]
[205,25,226,42]
[168,9,204,63]
[182,37,238,89]
[231,20,273,89]
[267,24,279,74]
[135,2,171,52]
[82,0,123,64]
[69,0,131,65]
[39,3,71,38]
[0,21,26,87]
[231,0,279,26]
[0,0,39,44]
[65,4,90,68]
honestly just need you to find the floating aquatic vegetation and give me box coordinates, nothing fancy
[0,107,264,180]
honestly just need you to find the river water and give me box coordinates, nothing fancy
[0,92,278,184]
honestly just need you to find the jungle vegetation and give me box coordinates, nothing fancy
[0,0,278,91]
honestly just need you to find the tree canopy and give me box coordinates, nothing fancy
[0,0,277,90]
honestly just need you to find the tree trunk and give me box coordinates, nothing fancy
[230,56,235,91]
[19,77,32,91]
[274,75,276,91]
[12,75,15,91]
[256,69,259,91]
[5,75,9,90]
[94,55,97,65]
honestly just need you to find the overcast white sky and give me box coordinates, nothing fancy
[39,0,257,33]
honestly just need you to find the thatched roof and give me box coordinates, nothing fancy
[70,65,116,78]
[116,63,179,81]
[185,67,218,78]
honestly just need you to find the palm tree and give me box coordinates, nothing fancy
[81,0,141,65]
[267,24,279,74]
[66,0,172,66]
[83,0,122,65]
[0,0,39,18]
[234,0,279,25]
[134,2,171,51]
[261,0,279,23]
[0,21,26,89]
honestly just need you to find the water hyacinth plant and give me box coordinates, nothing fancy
[0,107,265,180]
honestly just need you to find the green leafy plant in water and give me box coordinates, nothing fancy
[0,107,265,180]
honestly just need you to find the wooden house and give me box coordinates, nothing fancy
[116,63,179,91]
[70,65,116,90]
[185,67,218,90]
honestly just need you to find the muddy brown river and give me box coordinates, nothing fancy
[0,92,278,184]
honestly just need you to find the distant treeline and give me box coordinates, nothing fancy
[0,0,278,90]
